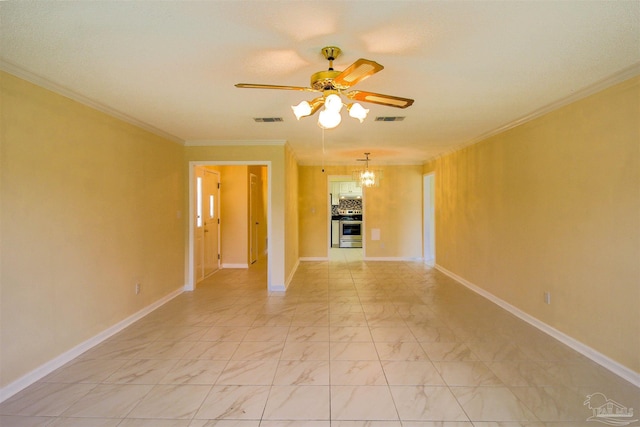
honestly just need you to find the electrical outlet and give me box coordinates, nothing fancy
[135,283,141,295]
[544,291,551,304]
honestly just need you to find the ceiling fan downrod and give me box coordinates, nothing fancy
[321,46,341,71]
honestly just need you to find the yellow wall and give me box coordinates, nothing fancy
[424,76,640,373]
[248,165,269,260]
[298,164,423,259]
[219,165,249,266]
[1,72,185,387]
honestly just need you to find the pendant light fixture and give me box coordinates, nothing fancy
[354,153,382,187]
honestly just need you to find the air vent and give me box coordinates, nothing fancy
[375,116,405,122]
[253,117,284,123]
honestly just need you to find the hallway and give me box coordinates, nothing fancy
[2,256,638,426]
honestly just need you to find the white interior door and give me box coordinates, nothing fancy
[203,170,220,277]
[194,167,205,283]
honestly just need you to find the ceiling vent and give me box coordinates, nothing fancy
[253,117,284,123]
[375,116,405,122]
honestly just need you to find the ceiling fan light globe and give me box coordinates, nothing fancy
[318,109,342,129]
[292,101,312,120]
[348,103,369,123]
[324,94,343,112]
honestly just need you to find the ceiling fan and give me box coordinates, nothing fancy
[235,46,414,129]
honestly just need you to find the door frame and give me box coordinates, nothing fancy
[186,161,272,291]
[327,175,361,257]
[203,168,221,276]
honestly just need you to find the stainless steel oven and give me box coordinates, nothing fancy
[339,220,362,248]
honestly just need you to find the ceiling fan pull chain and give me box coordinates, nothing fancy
[321,128,326,173]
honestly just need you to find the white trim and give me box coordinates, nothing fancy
[0,287,184,403]
[0,61,184,145]
[222,263,249,269]
[363,257,424,262]
[284,259,300,289]
[185,140,286,147]
[435,264,640,388]
[300,257,330,261]
[269,284,287,292]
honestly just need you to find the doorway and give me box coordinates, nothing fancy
[327,175,363,254]
[187,162,271,291]
[423,173,435,265]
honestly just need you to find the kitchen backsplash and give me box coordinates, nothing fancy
[332,199,362,215]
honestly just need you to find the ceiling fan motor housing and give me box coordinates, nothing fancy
[311,70,347,91]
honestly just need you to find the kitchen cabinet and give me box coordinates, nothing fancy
[331,220,340,247]
[330,181,362,205]
[338,181,362,197]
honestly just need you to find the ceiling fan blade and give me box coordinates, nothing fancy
[235,83,315,92]
[345,90,414,108]
[333,59,384,88]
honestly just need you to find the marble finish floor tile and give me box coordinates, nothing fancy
[194,385,269,420]
[41,358,127,384]
[4,254,638,426]
[0,382,97,416]
[62,384,153,418]
[262,385,330,420]
[374,341,430,361]
[330,386,398,420]
[280,341,330,360]
[381,361,445,385]
[390,386,469,421]
[104,358,179,384]
[330,360,387,385]
[433,361,504,386]
[273,360,330,385]
[159,359,227,385]
[216,360,278,385]
[450,386,538,422]
[127,384,211,419]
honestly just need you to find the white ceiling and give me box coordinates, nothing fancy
[2,1,639,165]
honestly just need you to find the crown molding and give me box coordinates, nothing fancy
[423,62,640,164]
[298,160,424,167]
[185,139,287,147]
[0,60,184,145]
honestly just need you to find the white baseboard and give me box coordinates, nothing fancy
[280,258,300,291]
[222,263,249,269]
[435,264,640,388]
[0,287,184,403]
[364,257,424,262]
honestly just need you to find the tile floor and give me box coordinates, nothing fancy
[2,249,638,426]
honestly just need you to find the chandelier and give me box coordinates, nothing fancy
[292,92,369,129]
[354,153,382,188]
